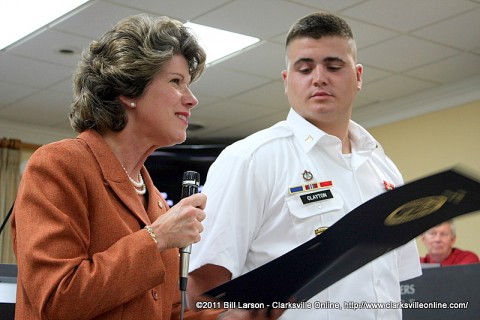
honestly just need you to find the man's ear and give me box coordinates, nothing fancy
[281,70,288,95]
[356,64,363,91]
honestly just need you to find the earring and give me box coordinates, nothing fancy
[130,102,136,107]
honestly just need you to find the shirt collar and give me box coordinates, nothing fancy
[286,108,378,153]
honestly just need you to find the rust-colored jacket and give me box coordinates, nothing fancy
[11,130,215,320]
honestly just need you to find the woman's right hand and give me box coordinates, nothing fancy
[150,193,207,251]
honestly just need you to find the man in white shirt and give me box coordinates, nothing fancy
[188,12,421,320]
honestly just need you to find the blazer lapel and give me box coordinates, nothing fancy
[78,130,151,226]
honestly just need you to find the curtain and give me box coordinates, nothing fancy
[0,139,21,264]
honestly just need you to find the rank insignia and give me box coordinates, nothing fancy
[289,180,333,194]
[383,180,395,191]
[302,170,313,181]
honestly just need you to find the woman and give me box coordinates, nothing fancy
[11,14,208,319]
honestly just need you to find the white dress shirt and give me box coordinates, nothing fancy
[190,108,421,319]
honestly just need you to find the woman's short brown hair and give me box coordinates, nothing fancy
[69,14,206,133]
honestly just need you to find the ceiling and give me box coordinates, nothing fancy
[1,0,480,145]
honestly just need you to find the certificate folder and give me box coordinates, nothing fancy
[203,167,480,307]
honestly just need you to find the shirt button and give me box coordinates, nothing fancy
[151,289,158,300]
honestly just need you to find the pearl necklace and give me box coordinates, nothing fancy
[122,166,146,195]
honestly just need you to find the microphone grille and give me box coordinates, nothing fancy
[183,171,200,185]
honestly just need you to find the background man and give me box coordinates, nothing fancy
[421,220,480,266]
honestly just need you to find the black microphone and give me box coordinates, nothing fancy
[179,171,200,292]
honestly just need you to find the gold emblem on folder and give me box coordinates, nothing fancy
[384,189,467,226]
[384,196,448,226]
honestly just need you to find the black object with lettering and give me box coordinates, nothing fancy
[204,167,480,308]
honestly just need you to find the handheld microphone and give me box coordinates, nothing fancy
[179,171,200,292]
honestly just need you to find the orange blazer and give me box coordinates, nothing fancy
[11,130,216,319]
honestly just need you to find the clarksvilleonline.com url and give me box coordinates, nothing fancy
[344,301,469,310]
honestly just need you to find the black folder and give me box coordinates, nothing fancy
[203,167,480,307]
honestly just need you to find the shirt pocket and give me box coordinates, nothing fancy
[285,189,344,241]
